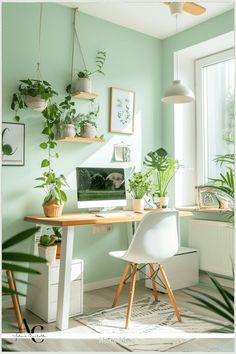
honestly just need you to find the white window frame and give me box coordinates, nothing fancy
[195,48,234,185]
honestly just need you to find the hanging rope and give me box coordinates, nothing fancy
[70,8,87,84]
[35,3,43,80]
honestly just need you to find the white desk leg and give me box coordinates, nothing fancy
[56,226,74,330]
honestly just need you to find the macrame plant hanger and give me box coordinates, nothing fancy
[35,3,43,81]
[70,8,87,87]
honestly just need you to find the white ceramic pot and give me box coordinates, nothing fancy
[62,124,76,137]
[38,245,57,264]
[80,124,97,138]
[155,196,169,209]
[133,199,144,212]
[25,95,48,112]
[74,78,92,93]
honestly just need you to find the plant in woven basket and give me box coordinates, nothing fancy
[35,170,68,217]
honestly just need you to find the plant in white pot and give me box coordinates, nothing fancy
[74,104,100,138]
[128,171,152,212]
[11,79,57,121]
[38,234,57,264]
[144,148,180,209]
[74,50,106,93]
[59,95,77,137]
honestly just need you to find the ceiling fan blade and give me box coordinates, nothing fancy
[183,2,206,16]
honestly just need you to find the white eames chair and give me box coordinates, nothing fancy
[109,210,182,328]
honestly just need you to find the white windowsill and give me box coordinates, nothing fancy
[176,206,231,213]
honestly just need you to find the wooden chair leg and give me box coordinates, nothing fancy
[149,263,158,301]
[6,271,25,332]
[125,263,138,329]
[112,262,131,308]
[158,264,181,322]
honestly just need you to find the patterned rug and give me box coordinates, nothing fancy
[76,297,223,352]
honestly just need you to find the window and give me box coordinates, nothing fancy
[195,49,234,184]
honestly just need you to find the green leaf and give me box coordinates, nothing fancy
[41,159,50,168]
[40,142,48,149]
[2,227,40,250]
[2,286,26,297]
[60,190,67,202]
[55,152,59,158]
[2,252,47,263]
[15,115,20,122]
[2,263,41,274]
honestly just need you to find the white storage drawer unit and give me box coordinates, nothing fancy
[26,259,83,323]
[145,247,199,293]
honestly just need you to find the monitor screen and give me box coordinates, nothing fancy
[76,167,127,209]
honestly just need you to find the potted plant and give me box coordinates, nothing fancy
[50,227,62,259]
[128,171,152,212]
[35,170,68,217]
[11,79,57,121]
[38,234,57,263]
[74,50,106,93]
[144,148,180,209]
[59,95,77,137]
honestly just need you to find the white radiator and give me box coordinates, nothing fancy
[188,220,234,277]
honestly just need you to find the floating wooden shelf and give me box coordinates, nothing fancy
[57,137,105,143]
[72,91,98,100]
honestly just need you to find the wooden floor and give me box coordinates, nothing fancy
[3,280,235,352]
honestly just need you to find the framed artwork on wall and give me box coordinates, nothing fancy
[109,87,135,134]
[2,122,25,166]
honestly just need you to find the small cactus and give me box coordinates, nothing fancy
[40,235,56,247]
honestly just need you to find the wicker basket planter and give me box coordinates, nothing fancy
[43,200,63,217]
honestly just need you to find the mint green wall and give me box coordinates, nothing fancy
[2,3,162,287]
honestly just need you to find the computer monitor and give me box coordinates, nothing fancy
[76,167,127,209]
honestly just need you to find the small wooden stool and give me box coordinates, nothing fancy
[6,270,25,332]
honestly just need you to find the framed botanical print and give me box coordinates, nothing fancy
[109,87,135,134]
[2,122,25,166]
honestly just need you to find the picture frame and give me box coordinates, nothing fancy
[2,122,25,166]
[109,87,135,134]
[195,186,220,209]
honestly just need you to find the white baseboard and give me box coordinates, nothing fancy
[84,276,123,292]
[199,271,234,289]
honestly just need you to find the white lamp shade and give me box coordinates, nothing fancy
[161,80,195,104]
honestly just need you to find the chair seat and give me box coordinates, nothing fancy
[109,250,127,259]
[109,249,162,264]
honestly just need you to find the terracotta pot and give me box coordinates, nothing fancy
[43,200,63,217]
[133,199,144,212]
[80,124,97,138]
[25,95,47,112]
[38,244,57,264]
[74,78,92,93]
[55,241,61,259]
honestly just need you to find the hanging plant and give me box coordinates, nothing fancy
[11,79,58,121]
[35,102,69,217]
[59,95,77,137]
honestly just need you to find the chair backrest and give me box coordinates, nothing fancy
[125,211,179,263]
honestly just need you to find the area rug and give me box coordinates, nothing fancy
[76,297,223,352]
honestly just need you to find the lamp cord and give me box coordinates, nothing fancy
[35,3,43,80]
[175,14,179,81]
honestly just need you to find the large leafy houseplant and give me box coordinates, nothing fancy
[204,153,234,222]
[184,273,234,333]
[128,171,152,212]
[144,148,180,198]
[11,79,57,121]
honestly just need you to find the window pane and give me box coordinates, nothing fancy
[203,58,234,178]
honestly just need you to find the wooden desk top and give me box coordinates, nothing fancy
[24,209,192,227]
[24,211,144,227]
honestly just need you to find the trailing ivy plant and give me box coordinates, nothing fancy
[77,50,106,79]
[11,79,57,121]
[35,102,68,206]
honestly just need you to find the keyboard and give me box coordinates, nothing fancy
[95,212,134,218]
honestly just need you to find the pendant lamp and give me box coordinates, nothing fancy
[161,13,195,104]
